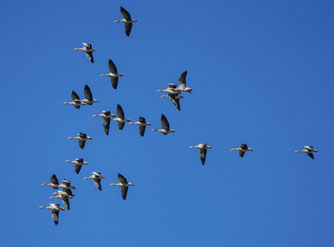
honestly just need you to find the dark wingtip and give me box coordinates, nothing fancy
[54,221,58,226]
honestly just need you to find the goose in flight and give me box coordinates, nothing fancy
[157,83,181,95]
[100,59,124,89]
[83,172,105,191]
[161,93,184,111]
[39,203,65,226]
[129,116,151,136]
[50,190,74,210]
[73,43,96,63]
[81,85,99,105]
[92,111,116,135]
[64,91,86,109]
[110,173,134,200]
[152,114,176,135]
[230,144,253,158]
[112,104,131,130]
[65,158,89,174]
[67,133,93,149]
[189,144,212,165]
[177,71,192,93]
[41,174,60,189]
[295,146,318,159]
[59,179,76,197]
[114,7,138,36]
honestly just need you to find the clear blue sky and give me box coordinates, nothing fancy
[1,0,334,246]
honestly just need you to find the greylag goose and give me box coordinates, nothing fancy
[92,111,116,135]
[59,179,76,197]
[67,133,93,149]
[83,172,105,191]
[110,173,134,200]
[189,144,212,165]
[112,104,131,130]
[129,116,151,136]
[230,144,253,158]
[157,83,181,95]
[81,85,99,105]
[50,190,74,210]
[114,7,138,36]
[39,203,65,225]
[295,146,318,159]
[65,158,89,174]
[41,174,60,189]
[73,43,96,63]
[64,91,86,109]
[161,93,184,111]
[152,114,175,135]
[177,71,192,93]
[100,59,123,89]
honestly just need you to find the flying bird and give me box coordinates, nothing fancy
[161,93,184,111]
[110,173,134,200]
[39,203,65,226]
[65,158,89,174]
[67,133,93,149]
[64,91,86,109]
[295,146,318,159]
[59,179,76,197]
[189,144,212,165]
[129,116,152,136]
[92,111,116,135]
[112,104,131,130]
[152,114,176,135]
[177,71,192,93]
[114,7,138,36]
[83,172,105,191]
[230,144,253,158]
[41,174,60,189]
[50,190,74,210]
[73,43,96,63]
[81,85,99,105]
[157,83,181,95]
[100,59,124,89]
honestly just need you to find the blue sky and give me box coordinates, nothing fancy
[1,0,334,246]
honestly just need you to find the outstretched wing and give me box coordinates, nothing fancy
[71,91,80,101]
[108,59,118,73]
[94,179,102,191]
[121,186,128,200]
[125,23,133,36]
[161,114,170,131]
[200,149,207,165]
[50,174,59,185]
[178,71,187,89]
[74,164,82,174]
[102,117,111,135]
[84,85,93,101]
[85,51,94,63]
[139,125,146,137]
[118,173,128,183]
[111,77,119,89]
[239,150,245,158]
[116,104,125,119]
[78,140,86,149]
[307,153,314,159]
[120,6,131,20]
[51,210,59,225]
[62,198,70,210]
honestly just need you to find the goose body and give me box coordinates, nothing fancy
[64,91,86,109]
[65,158,89,174]
[129,116,151,136]
[230,144,253,158]
[111,104,131,130]
[157,83,181,95]
[189,144,212,165]
[80,85,99,105]
[114,7,138,36]
[39,203,65,225]
[110,173,134,200]
[73,43,96,63]
[83,172,105,191]
[295,146,318,159]
[152,114,175,135]
[92,111,116,135]
[67,133,93,149]
[100,59,124,89]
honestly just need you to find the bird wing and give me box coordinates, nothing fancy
[62,198,70,210]
[51,210,59,225]
[111,77,119,89]
[139,125,146,137]
[116,104,125,119]
[83,43,92,49]
[169,94,181,111]
[108,59,118,73]
[240,144,248,149]
[118,122,125,130]
[102,117,111,135]
[125,22,133,37]
[168,83,177,89]
[85,51,94,63]
[178,71,187,89]
[50,174,59,185]
[84,85,93,101]
[138,116,146,123]
[161,114,170,131]
[94,179,102,191]
[307,153,314,159]
[71,91,80,101]
[118,173,128,183]
[121,186,128,200]
[78,140,86,149]
[120,6,131,20]
[200,149,207,165]
[239,150,245,158]
[63,187,73,197]
[75,164,82,174]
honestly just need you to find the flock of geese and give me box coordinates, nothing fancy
[39,6,319,226]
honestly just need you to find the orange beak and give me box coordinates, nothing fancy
[207,146,212,149]
[249,148,253,151]
[314,150,318,152]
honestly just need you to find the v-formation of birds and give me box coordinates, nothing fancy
[40,6,319,226]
